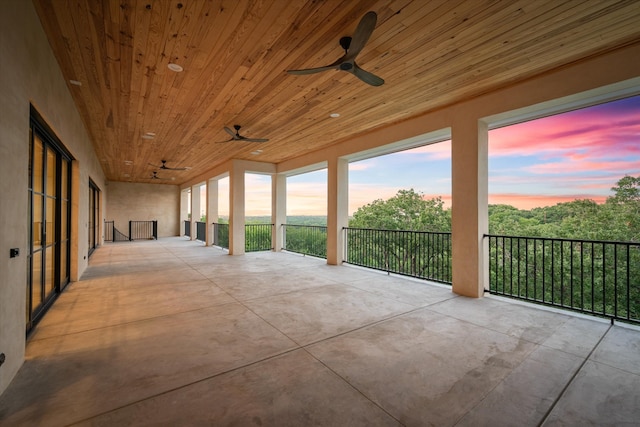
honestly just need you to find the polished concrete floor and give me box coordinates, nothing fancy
[1,237,639,426]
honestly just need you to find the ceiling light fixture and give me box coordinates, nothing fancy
[251,150,263,155]
[167,63,183,72]
[142,132,156,140]
[330,113,340,118]
[124,160,133,165]
[69,80,82,86]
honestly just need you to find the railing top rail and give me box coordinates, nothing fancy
[344,226,451,235]
[484,233,639,246]
[283,224,327,229]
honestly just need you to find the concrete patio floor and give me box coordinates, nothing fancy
[1,237,639,426]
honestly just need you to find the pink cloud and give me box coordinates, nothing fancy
[489,193,607,210]
[349,160,376,171]
[399,140,451,160]
[489,106,640,159]
[524,159,640,174]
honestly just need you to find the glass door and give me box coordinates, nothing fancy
[88,180,100,256]
[27,111,72,333]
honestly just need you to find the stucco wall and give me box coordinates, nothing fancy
[0,0,106,394]
[106,182,180,238]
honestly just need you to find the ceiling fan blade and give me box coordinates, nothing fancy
[287,64,340,75]
[148,163,161,168]
[164,166,188,171]
[351,63,384,86]
[224,126,239,139]
[243,138,269,143]
[344,11,377,61]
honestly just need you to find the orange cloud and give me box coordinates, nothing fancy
[488,193,607,210]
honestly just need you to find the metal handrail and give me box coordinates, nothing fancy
[484,234,639,324]
[343,227,452,284]
[283,224,327,258]
[245,223,273,252]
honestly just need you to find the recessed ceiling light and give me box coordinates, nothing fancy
[251,150,263,155]
[142,132,156,140]
[168,63,183,72]
[124,160,133,165]
[69,80,82,86]
[123,173,130,178]
[330,113,340,118]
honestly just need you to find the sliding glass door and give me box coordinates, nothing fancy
[88,180,100,256]
[27,110,72,333]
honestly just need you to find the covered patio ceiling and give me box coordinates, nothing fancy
[33,0,640,185]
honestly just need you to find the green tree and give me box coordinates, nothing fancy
[347,189,452,282]
[606,175,640,242]
[349,189,451,231]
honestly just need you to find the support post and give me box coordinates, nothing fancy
[451,119,489,297]
[229,162,246,255]
[206,178,219,246]
[326,157,349,265]
[191,184,201,241]
[272,173,286,252]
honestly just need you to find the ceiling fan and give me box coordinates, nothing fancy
[148,159,190,171]
[286,11,384,86]
[150,171,175,181]
[216,125,269,143]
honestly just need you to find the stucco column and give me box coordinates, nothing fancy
[190,184,201,241]
[207,178,219,246]
[229,162,245,255]
[451,119,489,297]
[272,173,286,252]
[326,157,349,265]
[180,189,189,236]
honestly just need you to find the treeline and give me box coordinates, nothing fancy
[346,176,639,322]
[213,175,639,243]
[349,176,639,243]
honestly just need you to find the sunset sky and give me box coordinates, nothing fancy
[214,95,639,216]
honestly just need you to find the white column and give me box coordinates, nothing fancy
[206,179,219,246]
[180,189,189,236]
[272,173,286,252]
[191,184,201,241]
[326,157,349,265]
[451,119,489,297]
[229,162,245,255]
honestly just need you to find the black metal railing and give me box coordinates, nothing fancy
[184,220,191,237]
[129,220,157,240]
[104,220,129,242]
[105,220,156,242]
[485,234,640,324]
[195,221,206,242]
[245,223,273,252]
[283,224,327,258]
[344,227,452,284]
[213,223,229,249]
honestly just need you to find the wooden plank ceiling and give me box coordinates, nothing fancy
[33,0,640,184]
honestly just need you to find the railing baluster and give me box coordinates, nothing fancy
[341,227,452,285]
[483,234,638,325]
